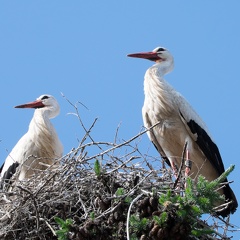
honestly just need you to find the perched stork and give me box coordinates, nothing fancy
[127,47,238,217]
[0,94,63,188]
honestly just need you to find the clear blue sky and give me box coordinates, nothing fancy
[0,1,239,238]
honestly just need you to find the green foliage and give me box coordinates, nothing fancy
[90,212,95,220]
[156,165,235,238]
[153,212,168,227]
[94,159,101,177]
[191,228,214,237]
[214,165,235,183]
[124,196,132,204]
[115,188,132,203]
[54,217,73,240]
[185,164,235,216]
[130,215,149,239]
[159,190,179,205]
[115,187,125,196]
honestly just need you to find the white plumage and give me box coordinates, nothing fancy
[0,94,63,187]
[128,47,237,217]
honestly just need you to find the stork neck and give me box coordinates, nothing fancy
[154,59,174,77]
[143,65,175,115]
[29,109,54,134]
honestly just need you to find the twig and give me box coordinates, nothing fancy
[40,218,56,236]
[16,186,40,231]
[173,141,188,189]
[126,193,143,240]
[84,121,163,161]
[107,156,140,174]
[188,215,230,239]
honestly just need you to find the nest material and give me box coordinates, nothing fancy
[0,126,234,240]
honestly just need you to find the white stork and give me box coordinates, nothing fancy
[0,94,63,189]
[127,47,238,217]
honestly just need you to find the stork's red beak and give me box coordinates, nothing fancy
[15,99,45,109]
[127,51,161,62]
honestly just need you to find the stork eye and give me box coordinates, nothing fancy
[41,96,50,100]
[157,47,166,52]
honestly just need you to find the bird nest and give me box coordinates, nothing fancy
[0,112,236,240]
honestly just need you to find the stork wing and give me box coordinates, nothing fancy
[0,134,29,189]
[143,111,171,166]
[175,92,226,176]
[0,159,19,189]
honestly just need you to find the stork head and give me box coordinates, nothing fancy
[127,46,174,75]
[15,94,60,119]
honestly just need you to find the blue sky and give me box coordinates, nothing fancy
[0,1,239,238]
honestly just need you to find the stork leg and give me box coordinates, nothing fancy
[170,158,179,178]
[184,148,193,189]
[185,150,192,178]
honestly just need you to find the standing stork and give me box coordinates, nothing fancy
[0,94,63,188]
[127,47,238,217]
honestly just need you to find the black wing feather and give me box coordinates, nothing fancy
[0,162,19,189]
[186,119,225,176]
[182,115,238,216]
